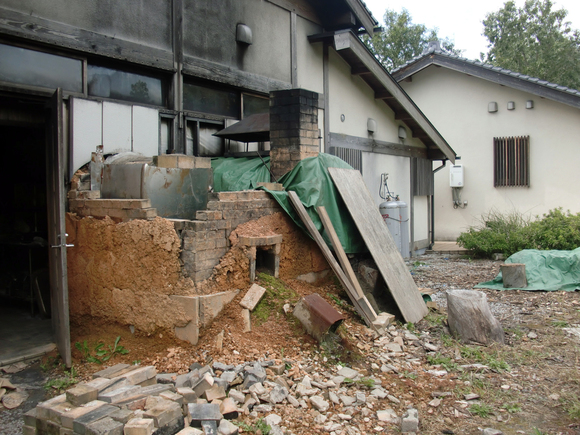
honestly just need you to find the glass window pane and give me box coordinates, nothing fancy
[0,43,82,92]
[198,123,223,156]
[183,82,239,117]
[243,94,269,118]
[160,118,172,154]
[88,65,165,106]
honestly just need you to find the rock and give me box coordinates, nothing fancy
[340,395,356,406]
[264,414,282,426]
[482,429,503,435]
[228,390,245,404]
[429,398,441,407]
[464,393,480,400]
[218,419,239,435]
[528,332,538,339]
[337,367,359,379]
[377,409,398,422]
[401,408,419,433]
[2,391,28,409]
[268,385,288,404]
[310,396,329,412]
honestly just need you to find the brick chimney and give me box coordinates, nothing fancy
[269,89,320,180]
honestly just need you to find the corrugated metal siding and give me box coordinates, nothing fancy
[329,146,362,173]
[413,158,433,196]
[494,136,530,187]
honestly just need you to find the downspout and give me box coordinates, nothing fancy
[430,160,447,249]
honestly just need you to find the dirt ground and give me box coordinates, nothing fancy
[36,251,579,435]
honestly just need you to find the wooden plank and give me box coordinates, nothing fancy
[328,167,428,323]
[287,191,374,327]
[317,207,364,299]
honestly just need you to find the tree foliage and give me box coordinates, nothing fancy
[482,0,580,89]
[362,8,460,72]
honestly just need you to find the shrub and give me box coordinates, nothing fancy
[457,208,580,258]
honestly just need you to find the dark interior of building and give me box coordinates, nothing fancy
[0,97,54,364]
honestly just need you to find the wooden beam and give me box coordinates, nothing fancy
[375,91,395,100]
[287,191,376,327]
[328,168,428,323]
[351,66,371,75]
[394,112,413,121]
[329,133,428,159]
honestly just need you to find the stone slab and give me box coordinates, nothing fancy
[92,364,130,380]
[239,284,267,311]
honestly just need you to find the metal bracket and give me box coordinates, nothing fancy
[51,233,74,248]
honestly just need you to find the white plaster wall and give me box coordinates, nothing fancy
[296,17,323,94]
[103,102,132,153]
[71,98,102,173]
[400,66,580,240]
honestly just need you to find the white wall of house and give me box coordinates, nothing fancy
[400,66,580,240]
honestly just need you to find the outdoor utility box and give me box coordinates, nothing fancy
[450,164,464,187]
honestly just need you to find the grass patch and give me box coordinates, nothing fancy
[502,403,522,414]
[44,365,78,393]
[254,273,300,325]
[427,352,458,372]
[551,320,569,328]
[74,336,129,364]
[234,418,271,434]
[469,402,493,418]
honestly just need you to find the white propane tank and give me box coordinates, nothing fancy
[396,199,409,258]
[379,200,402,254]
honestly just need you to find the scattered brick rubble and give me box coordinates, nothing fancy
[24,321,456,435]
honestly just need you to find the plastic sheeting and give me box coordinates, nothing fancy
[475,248,580,291]
[211,154,367,254]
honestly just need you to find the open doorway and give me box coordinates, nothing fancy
[0,95,55,365]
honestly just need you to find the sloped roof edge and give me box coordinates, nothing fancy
[309,30,456,163]
[392,48,580,110]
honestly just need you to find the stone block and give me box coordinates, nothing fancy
[159,391,184,406]
[192,373,214,398]
[22,425,36,435]
[137,378,156,388]
[171,295,200,346]
[85,378,116,393]
[111,395,147,411]
[120,367,157,385]
[156,374,177,385]
[204,385,226,402]
[175,428,203,435]
[36,418,60,435]
[176,387,197,404]
[72,404,119,435]
[67,384,99,407]
[61,400,108,429]
[138,385,174,398]
[154,417,184,435]
[256,182,284,191]
[373,313,395,335]
[36,394,67,420]
[123,418,155,435]
[219,398,238,420]
[143,400,182,428]
[98,385,142,404]
[23,407,37,427]
[153,155,179,168]
[239,284,267,311]
[93,365,131,380]
[109,408,135,424]
[199,291,239,328]
[201,420,218,434]
[86,416,123,435]
[188,403,222,425]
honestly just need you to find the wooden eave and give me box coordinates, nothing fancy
[392,54,580,110]
[309,31,456,163]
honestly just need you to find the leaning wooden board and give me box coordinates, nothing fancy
[328,167,428,323]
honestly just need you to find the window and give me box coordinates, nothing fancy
[185,119,224,157]
[88,65,165,106]
[183,82,239,118]
[0,43,82,92]
[329,147,362,173]
[243,93,269,118]
[493,136,530,187]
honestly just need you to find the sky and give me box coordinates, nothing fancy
[362,0,580,60]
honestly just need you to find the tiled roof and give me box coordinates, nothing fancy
[392,43,580,99]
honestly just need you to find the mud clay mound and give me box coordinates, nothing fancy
[199,212,328,295]
[66,214,195,333]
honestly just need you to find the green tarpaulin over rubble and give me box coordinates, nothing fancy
[475,248,580,291]
[211,153,366,254]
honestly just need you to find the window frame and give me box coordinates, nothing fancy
[493,135,530,187]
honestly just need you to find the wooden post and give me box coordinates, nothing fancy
[501,263,527,288]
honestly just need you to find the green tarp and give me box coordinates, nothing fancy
[475,248,580,291]
[211,153,366,254]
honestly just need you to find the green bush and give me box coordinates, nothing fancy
[457,208,580,258]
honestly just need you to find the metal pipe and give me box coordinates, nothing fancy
[430,160,447,249]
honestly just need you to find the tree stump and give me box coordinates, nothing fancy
[501,263,527,288]
[446,290,504,345]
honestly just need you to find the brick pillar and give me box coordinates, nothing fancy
[269,89,320,180]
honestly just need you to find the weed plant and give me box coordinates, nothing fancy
[457,208,580,258]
